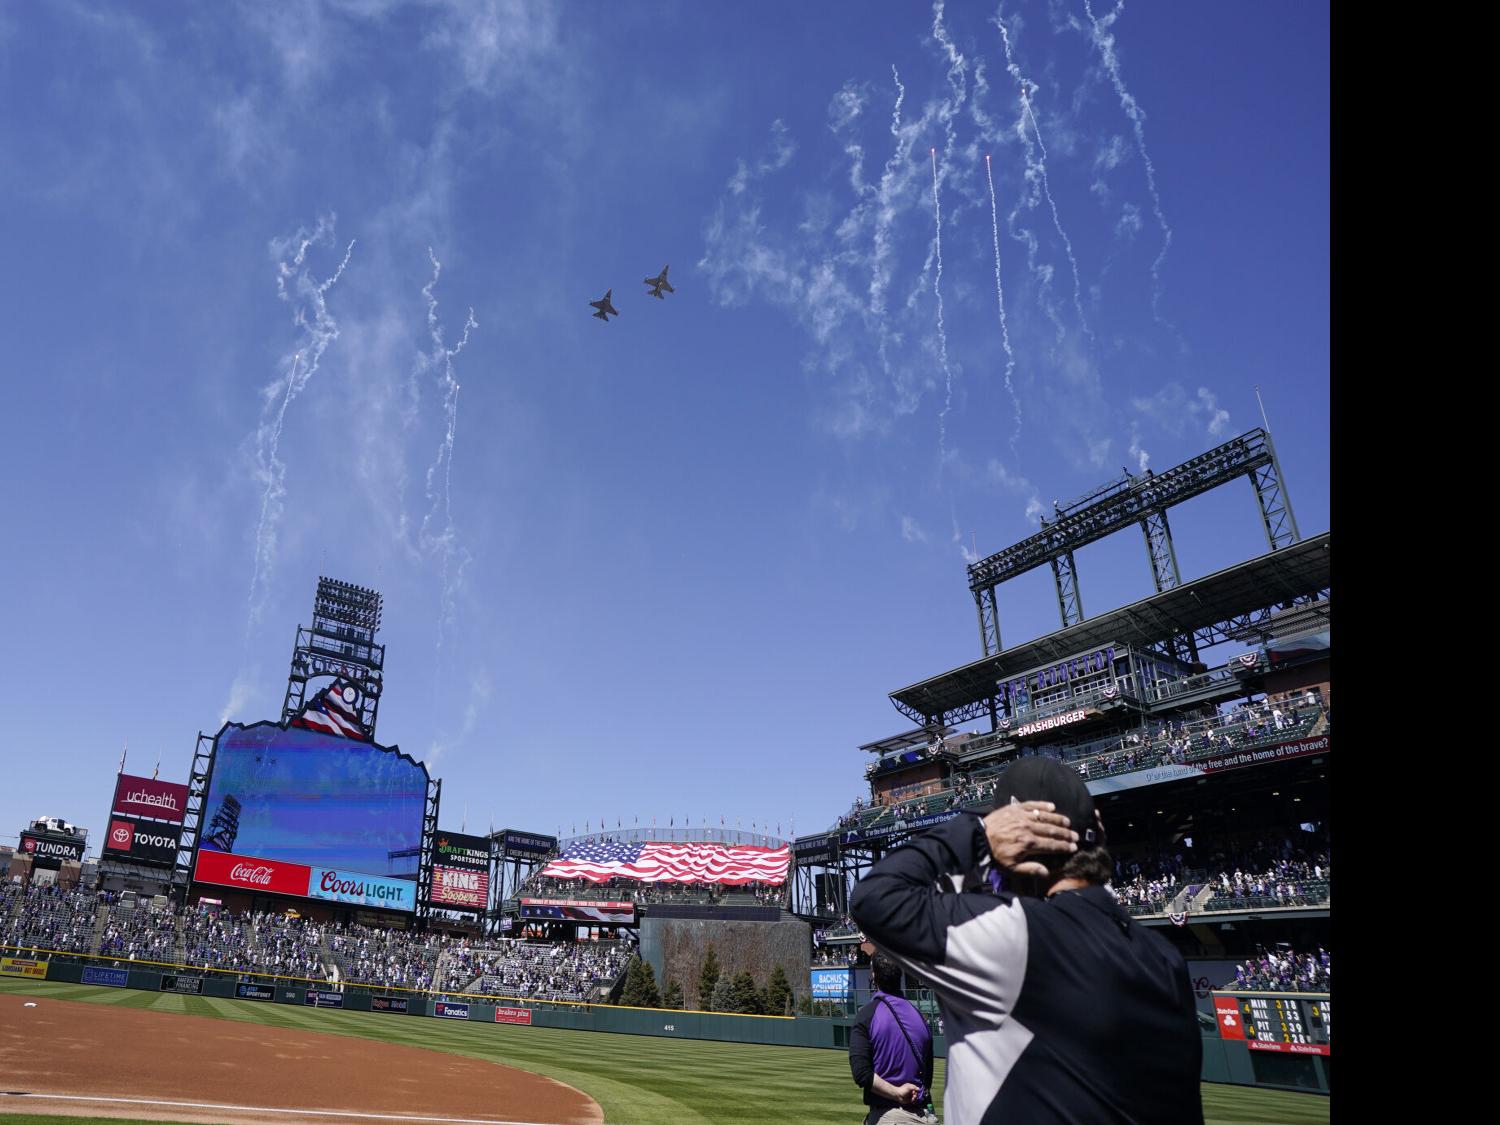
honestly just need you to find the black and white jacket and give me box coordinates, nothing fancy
[850,814,1204,1125]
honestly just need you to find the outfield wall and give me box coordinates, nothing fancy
[4,950,1325,1094]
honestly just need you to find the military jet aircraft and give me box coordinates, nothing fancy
[590,289,619,322]
[644,266,674,300]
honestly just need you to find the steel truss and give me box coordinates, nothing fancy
[415,777,441,924]
[282,577,386,740]
[968,428,1300,656]
[168,732,216,905]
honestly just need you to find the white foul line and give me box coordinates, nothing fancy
[0,1091,569,1125]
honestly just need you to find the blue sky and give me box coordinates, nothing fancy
[0,2,1328,855]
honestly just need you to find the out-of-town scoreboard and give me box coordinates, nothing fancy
[1212,992,1330,1055]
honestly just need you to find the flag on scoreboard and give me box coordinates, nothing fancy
[291,680,368,740]
[542,840,791,885]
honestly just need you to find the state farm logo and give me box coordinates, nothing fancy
[1221,1012,1237,1028]
[231,863,276,886]
[110,821,135,850]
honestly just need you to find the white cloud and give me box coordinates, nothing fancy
[901,515,929,543]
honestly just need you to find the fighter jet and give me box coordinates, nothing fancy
[644,266,674,300]
[589,289,619,322]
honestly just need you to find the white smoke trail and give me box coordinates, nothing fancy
[930,147,955,473]
[984,153,1022,452]
[1084,0,1174,327]
[870,66,912,407]
[418,247,477,659]
[246,217,355,633]
[1021,89,1091,342]
[995,17,1090,342]
[996,20,1067,344]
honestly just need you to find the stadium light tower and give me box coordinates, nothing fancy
[280,577,386,740]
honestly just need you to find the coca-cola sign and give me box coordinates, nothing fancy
[111,774,189,824]
[193,849,312,896]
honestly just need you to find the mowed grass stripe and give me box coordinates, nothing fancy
[0,980,1325,1125]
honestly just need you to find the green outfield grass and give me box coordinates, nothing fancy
[0,979,1326,1124]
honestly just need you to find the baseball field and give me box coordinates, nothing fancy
[0,978,1328,1124]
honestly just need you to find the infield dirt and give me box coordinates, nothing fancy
[0,992,601,1125]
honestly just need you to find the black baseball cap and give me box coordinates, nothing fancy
[992,757,1105,850]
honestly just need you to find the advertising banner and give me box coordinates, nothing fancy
[429,831,491,911]
[1197,735,1329,775]
[430,866,489,911]
[0,957,49,980]
[305,989,345,1008]
[82,966,129,988]
[103,816,181,867]
[236,982,276,1001]
[194,850,313,897]
[434,1001,470,1019]
[1213,996,1245,1040]
[494,1006,533,1025]
[1247,1040,1330,1056]
[810,968,851,1000]
[112,774,190,823]
[432,832,490,870]
[160,975,204,995]
[501,831,557,856]
[308,867,416,913]
[19,833,85,864]
[519,900,634,924]
[371,996,410,1014]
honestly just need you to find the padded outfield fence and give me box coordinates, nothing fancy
[0,944,1324,1094]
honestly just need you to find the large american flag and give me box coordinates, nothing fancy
[290,680,368,740]
[542,840,790,885]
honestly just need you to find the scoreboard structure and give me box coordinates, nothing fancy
[1213,991,1330,1055]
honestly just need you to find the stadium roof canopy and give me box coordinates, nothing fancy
[889,532,1330,727]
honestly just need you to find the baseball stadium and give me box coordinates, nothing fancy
[1,430,1329,1124]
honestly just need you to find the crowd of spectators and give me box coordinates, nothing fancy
[181,905,254,971]
[1229,947,1329,992]
[327,921,442,989]
[1,884,99,954]
[97,897,177,962]
[521,872,786,909]
[438,938,633,1002]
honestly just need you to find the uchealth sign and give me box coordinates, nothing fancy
[308,867,415,912]
[194,849,313,896]
[103,815,181,866]
[111,773,189,823]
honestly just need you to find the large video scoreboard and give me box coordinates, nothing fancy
[1213,992,1330,1055]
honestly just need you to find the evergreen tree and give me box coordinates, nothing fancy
[661,979,684,1009]
[766,965,793,1016]
[618,957,646,1007]
[637,958,661,1008]
[710,974,734,1013]
[728,970,761,1014]
[698,945,721,1009]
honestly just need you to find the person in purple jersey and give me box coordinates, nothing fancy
[849,952,938,1124]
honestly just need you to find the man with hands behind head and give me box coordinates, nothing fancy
[850,757,1203,1125]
